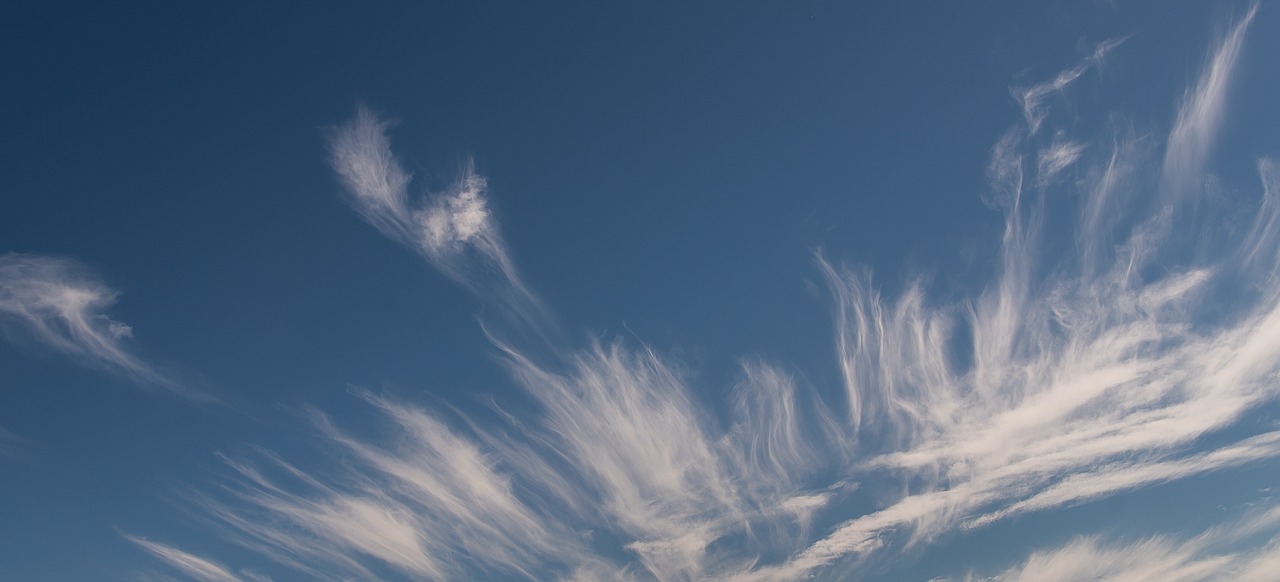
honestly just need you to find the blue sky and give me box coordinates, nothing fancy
[3,1,1280,580]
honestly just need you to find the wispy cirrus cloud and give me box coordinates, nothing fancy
[745,6,1277,578]
[1162,2,1259,201]
[1012,36,1125,136]
[124,535,248,582]
[0,425,21,455]
[1036,138,1087,185]
[971,502,1280,582]
[187,355,831,580]
[139,4,1280,580]
[327,107,553,334]
[189,393,595,581]
[0,253,207,400]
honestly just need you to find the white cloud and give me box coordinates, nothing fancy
[1037,139,1086,184]
[143,6,1280,580]
[1161,2,1259,202]
[1012,36,1124,135]
[976,503,1280,582]
[327,107,552,335]
[743,7,1279,578]
[0,253,207,400]
[189,351,834,581]
[124,535,244,582]
[188,395,597,581]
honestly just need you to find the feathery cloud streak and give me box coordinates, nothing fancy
[0,425,21,455]
[972,502,1280,582]
[327,108,551,333]
[1012,36,1124,136]
[149,4,1280,580]
[187,356,831,580]
[750,6,1276,578]
[0,253,205,400]
[124,535,247,582]
[1162,3,1259,201]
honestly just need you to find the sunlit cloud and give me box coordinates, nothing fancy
[139,4,1280,580]
[0,253,208,400]
[188,355,833,580]
[1036,138,1086,185]
[124,535,247,582]
[1161,3,1258,202]
[327,107,552,334]
[188,393,596,581]
[1012,36,1124,136]
[968,503,1280,582]
[751,5,1277,578]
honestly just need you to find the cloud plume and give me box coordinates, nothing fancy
[748,7,1278,578]
[1162,3,1259,202]
[327,107,551,333]
[0,253,205,400]
[1012,36,1124,136]
[972,502,1280,582]
[124,535,247,582]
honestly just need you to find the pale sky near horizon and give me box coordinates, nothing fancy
[4,2,1280,580]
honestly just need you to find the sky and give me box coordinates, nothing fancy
[3,1,1280,580]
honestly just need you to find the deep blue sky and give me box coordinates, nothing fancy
[3,1,1280,580]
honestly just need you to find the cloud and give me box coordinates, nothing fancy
[975,503,1280,582]
[187,353,833,581]
[0,425,21,455]
[1011,36,1124,135]
[186,392,603,581]
[1036,139,1086,185]
[493,342,835,579]
[967,429,1280,528]
[124,535,245,582]
[141,6,1280,580]
[742,6,1279,578]
[327,107,552,335]
[0,253,207,400]
[1161,2,1259,202]
[326,109,839,576]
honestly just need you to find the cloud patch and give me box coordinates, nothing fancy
[327,107,551,333]
[0,253,206,400]
[1012,36,1124,135]
[974,503,1280,582]
[124,535,247,582]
